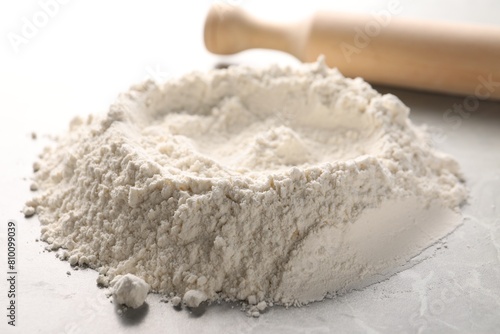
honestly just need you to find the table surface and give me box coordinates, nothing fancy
[1,1,499,333]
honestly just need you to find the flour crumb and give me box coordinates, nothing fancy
[97,274,109,286]
[171,296,182,307]
[32,161,41,172]
[23,206,36,218]
[256,301,267,312]
[183,290,207,308]
[111,274,150,309]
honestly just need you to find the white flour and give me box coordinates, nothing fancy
[27,59,467,312]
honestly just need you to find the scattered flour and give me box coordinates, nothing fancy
[23,205,36,218]
[111,273,150,309]
[27,59,467,311]
[171,296,182,307]
[183,289,208,308]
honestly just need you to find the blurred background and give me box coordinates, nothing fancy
[1,0,499,134]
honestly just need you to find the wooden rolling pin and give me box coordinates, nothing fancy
[204,5,500,99]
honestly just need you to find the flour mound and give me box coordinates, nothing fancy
[28,59,467,308]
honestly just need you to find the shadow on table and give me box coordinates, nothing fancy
[116,302,149,326]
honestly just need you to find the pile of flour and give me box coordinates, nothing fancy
[111,273,150,309]
[26,59,467,312]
